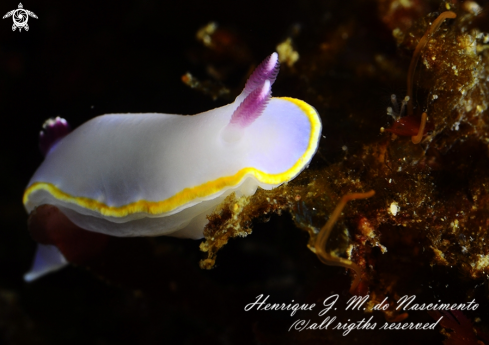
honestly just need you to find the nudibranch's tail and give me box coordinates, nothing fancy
[24,243,68,282]
[39,117,71,157]
[237,52,279,102]
[24,204,111,281]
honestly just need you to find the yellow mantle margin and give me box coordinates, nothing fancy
[23,97,321,218]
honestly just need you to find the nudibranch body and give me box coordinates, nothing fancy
[23,53,322,280]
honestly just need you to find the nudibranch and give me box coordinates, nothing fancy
[23,52,322,281]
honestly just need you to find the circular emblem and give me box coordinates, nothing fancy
[12,8,28,28]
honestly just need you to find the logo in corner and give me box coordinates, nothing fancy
[3,3,37,32]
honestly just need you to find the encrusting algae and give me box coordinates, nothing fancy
[197,3,489,330]
[385,11,457,144]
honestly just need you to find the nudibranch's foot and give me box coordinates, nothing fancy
[25,204,110,281]
[26,206,220,296]
[39,117,71,156]
[24,244,68,282]
[310,190,375,295]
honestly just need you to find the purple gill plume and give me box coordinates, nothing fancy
[39,117,71,157]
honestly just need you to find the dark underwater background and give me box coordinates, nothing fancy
[2,0,489,344]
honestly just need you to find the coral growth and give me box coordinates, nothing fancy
[200,0,489,327]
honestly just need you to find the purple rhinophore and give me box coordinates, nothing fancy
[240,52,279,100]
[226,53,279,130]
[229,80,271,128]
[39,117,71,157]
